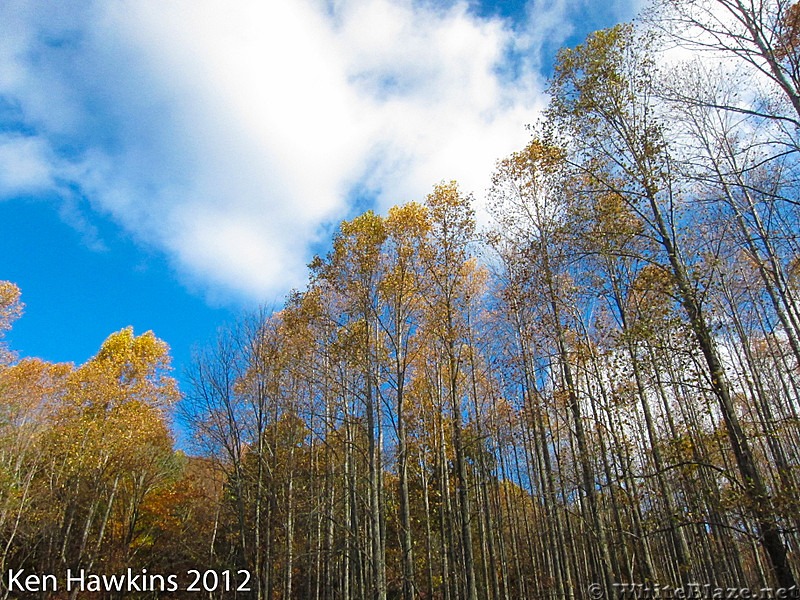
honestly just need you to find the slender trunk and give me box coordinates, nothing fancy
[648,194,796,588]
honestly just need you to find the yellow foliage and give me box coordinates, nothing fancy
[0,281,23,365]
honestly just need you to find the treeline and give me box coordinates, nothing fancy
[2,0,800,598]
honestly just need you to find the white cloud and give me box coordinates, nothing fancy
[0,136,54,192]
[0,0,636,303]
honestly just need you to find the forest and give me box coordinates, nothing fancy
[2,0,800,598]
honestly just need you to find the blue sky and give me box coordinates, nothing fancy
[0,0,641,389]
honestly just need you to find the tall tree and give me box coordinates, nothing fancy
[421,181,481,600]
[548,23,797,588]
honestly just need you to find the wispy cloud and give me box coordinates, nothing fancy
[0,0,637,303]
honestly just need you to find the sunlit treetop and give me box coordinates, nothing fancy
[0,281,23,366]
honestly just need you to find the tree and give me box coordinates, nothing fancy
[548,23,797,588]
[380,202,431,600]
[421,181,482,600]
[652,0,800,126]
[489,140,617,596]
[47,328,180,594]
[0,282,22,367]
[311,211,389,600]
